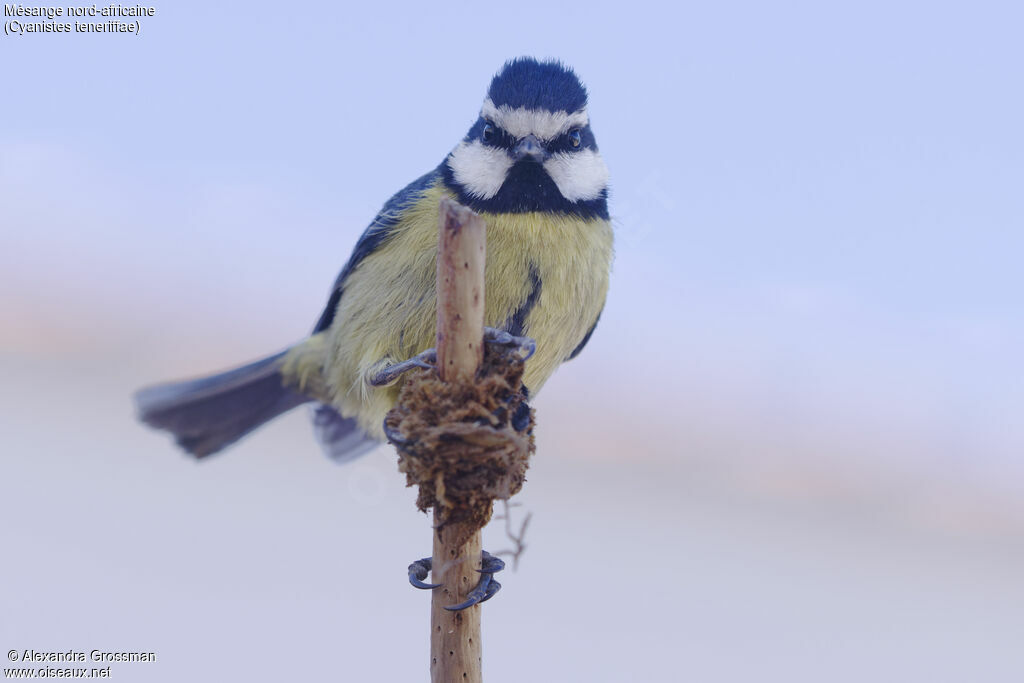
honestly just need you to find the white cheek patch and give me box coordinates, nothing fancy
[543,149,609,202]
[482,98,589,141]
[447,140,513,199]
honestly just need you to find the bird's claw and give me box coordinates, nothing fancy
[408,350,438,370]
[383,418,409,446]
[407,551,506,610]
[369,329,533,389]
[444,551,505,611]
[479,578,501,604]
[483,327,536,361]
[408,557,441,590]
[367,349,438,387]
[476,551,506,574]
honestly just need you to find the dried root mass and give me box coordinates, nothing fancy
[386,344,535,545]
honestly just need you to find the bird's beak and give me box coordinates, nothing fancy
[512,134,548,162]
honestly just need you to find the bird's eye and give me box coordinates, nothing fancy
[482,123,495,143]
[568,129,581,148]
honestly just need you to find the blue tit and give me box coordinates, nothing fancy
[136,57,613,463]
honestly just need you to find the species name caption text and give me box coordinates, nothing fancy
[4,4,155,36]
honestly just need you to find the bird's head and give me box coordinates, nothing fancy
[442,58,609,220]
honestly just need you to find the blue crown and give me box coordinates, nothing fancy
[487,58,588,113]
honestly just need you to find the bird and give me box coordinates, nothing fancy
[135,57,613,606]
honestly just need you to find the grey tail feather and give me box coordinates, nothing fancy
[311,403,380,463]
[134,350,311,458]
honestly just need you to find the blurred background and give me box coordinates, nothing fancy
[2,1,1022,681]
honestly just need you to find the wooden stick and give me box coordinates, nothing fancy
[431,198,486,683]
[431,517,483,682]
[436,198,486,383]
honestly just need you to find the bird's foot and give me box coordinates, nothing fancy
[407,557,441,589]
[366,328,534,388]
[366,349,437,387]
[407,551,506,610]
[483,327,536,361]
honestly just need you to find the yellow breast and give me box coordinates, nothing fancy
[318,181,613,438]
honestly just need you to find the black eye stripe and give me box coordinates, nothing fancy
[472,118,595,153]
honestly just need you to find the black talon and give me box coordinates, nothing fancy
[408,557,441,590]
[479,579,501,604]
[443,551,505,611]
[477,551,506,574]
[408,551,505,609]
[383,419,409,446]
[444,573,493,611]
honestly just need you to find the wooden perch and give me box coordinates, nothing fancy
[431,198,487,683]
[436,198,486,384]
[385,198,535,682]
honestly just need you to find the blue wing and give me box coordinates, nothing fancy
[313,167,441,333]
